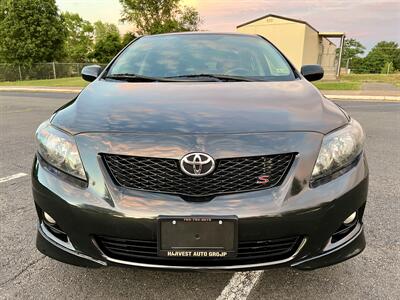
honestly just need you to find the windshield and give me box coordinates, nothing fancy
[107,34,296,81]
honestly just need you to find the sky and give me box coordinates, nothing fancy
[56,0,400,51]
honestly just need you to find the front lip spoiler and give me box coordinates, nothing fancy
[39,220,364,271]
[39,220,308,270]
[92,237,308,270]
[291,224,364,268]
[38,223,107,266]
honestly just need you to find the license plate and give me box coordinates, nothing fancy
[158,216,238,258]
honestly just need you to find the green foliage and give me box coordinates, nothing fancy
[381,62,394,74]
[362,41,399,73]
[339,38,366,66]
[93,21,120,40]
[119,0,201,35]
[91,21,123,63]
[0,0,66,64]
[62,12,94,62]
[121,32,137,47]
[349,57,367,73]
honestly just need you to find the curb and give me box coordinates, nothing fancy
[1,87,399,102]
[325,94,400,102]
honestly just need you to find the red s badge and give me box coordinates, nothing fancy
[256,175,270,185]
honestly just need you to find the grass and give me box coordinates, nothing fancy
[0,77,88,87]
[341,73,400,84]
[314,73,400,90]
[313,81,361,90]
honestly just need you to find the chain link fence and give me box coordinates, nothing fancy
[0,63,108,82]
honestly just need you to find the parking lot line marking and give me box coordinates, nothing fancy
[217,271,264,300]
[0,173,28,184]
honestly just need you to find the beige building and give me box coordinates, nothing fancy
[237,14,345,79]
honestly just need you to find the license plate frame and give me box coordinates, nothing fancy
[157,216,238,258]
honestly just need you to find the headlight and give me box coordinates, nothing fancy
[311,119,364,182]
[35,121,87,181]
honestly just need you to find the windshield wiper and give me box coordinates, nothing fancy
[105,73,173,82]
[166,74,254,82]
[105,73,255,82]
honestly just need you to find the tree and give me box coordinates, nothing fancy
[62,12,94,62]
[338,38,366,68]
[394,48,400,71]
[119,0,201,35]
[363,41,399,73]
[349,57,368,73]
[121,32,137,47]
[381,62,394,74]
[0,0,66,64]
[91,21,122,63]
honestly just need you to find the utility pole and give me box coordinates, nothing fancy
[336,34,345,78]
[387,62,392,75]
[346,58,352,74]
[52,62,57,79]
[18,65,22,81]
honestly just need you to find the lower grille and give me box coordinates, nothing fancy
[96,235,302,266]
[102,153,295,197]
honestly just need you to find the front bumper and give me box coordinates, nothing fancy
[32,148,368,271]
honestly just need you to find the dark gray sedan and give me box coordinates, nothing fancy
[32,33,368,270]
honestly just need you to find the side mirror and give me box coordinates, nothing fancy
[81,65,103,82]
[301,65,324,82]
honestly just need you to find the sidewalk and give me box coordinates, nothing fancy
[0,86,399,101]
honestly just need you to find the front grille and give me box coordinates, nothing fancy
[102,153,295,197]
[96,236,302,266]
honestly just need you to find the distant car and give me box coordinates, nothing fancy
[32,33,368,270]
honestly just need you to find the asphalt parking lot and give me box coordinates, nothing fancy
[1,92,399,299]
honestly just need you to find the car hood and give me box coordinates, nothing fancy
[52,80,348,135]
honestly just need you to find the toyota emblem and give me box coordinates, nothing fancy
[180,153,215,177]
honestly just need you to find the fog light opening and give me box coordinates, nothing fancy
[42,213,69,243]
[43,212,56,225]
[343,212,357,225]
